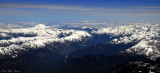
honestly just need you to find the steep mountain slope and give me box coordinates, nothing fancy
[92,24,160,59]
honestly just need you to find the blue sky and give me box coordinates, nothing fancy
[0,0,160,25]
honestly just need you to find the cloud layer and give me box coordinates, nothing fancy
[0,3,160,16]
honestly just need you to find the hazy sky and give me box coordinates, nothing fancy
[0,0,160,24]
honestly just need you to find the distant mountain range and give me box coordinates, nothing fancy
[0,23,159,73]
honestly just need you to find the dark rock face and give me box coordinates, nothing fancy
[107,61,160,73]
[49,54,153,73]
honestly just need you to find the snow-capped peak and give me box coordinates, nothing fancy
[33,24,48,29]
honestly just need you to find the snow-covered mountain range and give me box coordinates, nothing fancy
[0,23,160,59]
[0,24,91,58]
[92,24,160,59]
